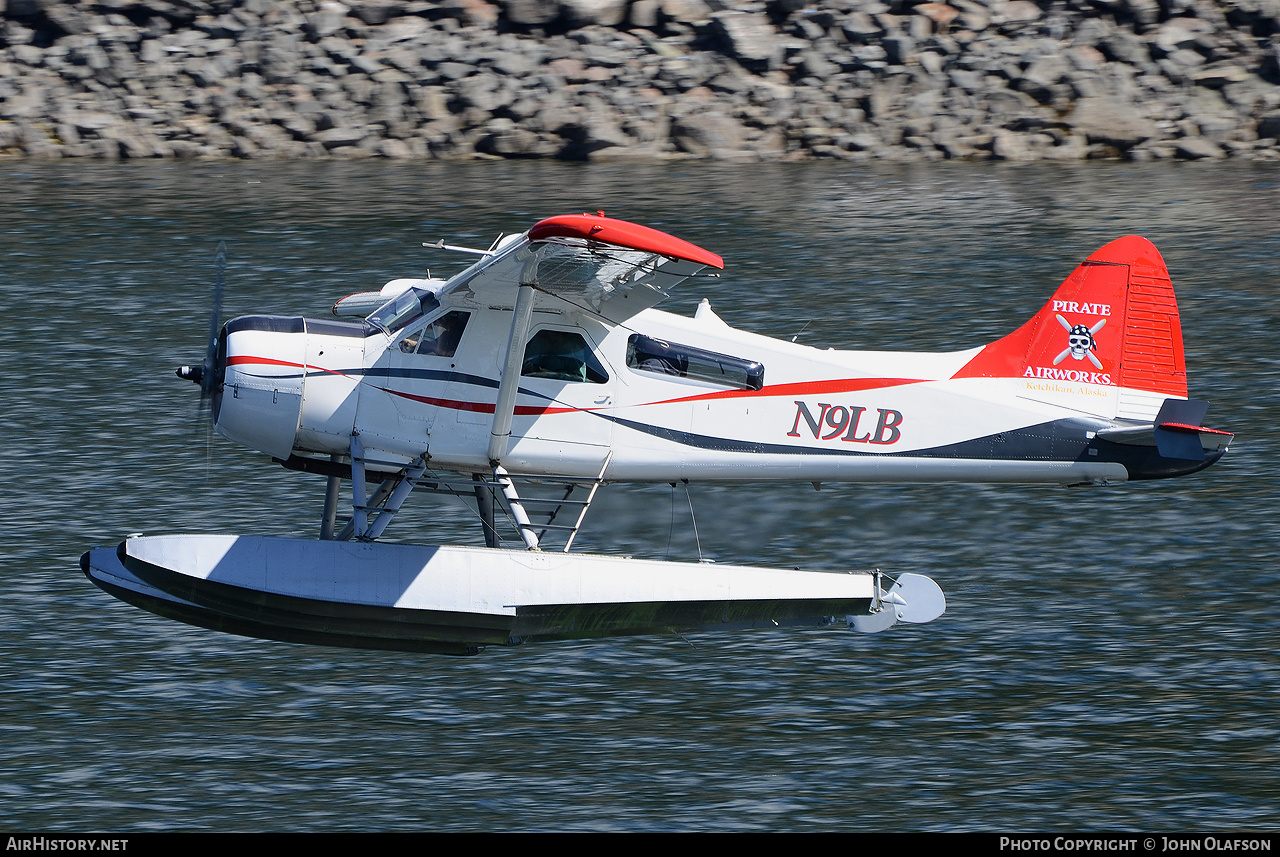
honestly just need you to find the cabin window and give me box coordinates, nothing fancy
[399,311,470,357]
[626,334,764,391]
[522,329,608,383]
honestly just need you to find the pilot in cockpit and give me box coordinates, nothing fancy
[432,312,464,357]
[400,311,469,357]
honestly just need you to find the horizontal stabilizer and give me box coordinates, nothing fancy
[1098,398,1233,463]
[1154,398,1210,461]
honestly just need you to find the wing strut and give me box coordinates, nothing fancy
[487,276,540,466]
[481,249,547,550]
[493,465,541,550]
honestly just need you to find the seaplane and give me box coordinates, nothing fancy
[82,213,1232,655]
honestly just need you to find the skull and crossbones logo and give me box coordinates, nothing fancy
[1053,314,1106,369]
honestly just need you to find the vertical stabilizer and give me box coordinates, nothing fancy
[953,236,1187,420]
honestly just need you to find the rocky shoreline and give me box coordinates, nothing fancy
[2,0,1279,162]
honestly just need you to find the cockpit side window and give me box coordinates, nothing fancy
[399,310,471,357]
[521,329,608,383]
[626,334,764,390]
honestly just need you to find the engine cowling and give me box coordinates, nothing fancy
[214,315,308,460]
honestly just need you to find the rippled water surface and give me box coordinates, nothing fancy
[1,160,1277,831]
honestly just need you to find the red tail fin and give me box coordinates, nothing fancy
[954,236,1187,412]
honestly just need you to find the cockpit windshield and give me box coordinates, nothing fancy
[367,288,440,334]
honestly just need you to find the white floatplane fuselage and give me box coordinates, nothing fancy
[215,226,1225,489]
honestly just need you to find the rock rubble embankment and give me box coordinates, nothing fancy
[3,0,1279,161]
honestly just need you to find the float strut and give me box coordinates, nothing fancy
[335,478,394,542]
[474,473,499,548]
[363,457,427,541]
[349,434,368,539]
[320,454,341,540]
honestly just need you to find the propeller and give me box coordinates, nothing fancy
[176,241,227,416]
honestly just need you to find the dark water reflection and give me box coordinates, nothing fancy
[1,160,1277,831]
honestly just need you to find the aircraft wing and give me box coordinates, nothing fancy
[439,214,724,324]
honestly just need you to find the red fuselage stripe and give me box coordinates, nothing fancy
[644,376,926,406]
[229,354,927,415]
[377,376,927,415]
[375,387,576,416]
[227,355,304,368]
[227,355,353,379]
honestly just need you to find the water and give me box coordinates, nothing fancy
[1,160,1277,831]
